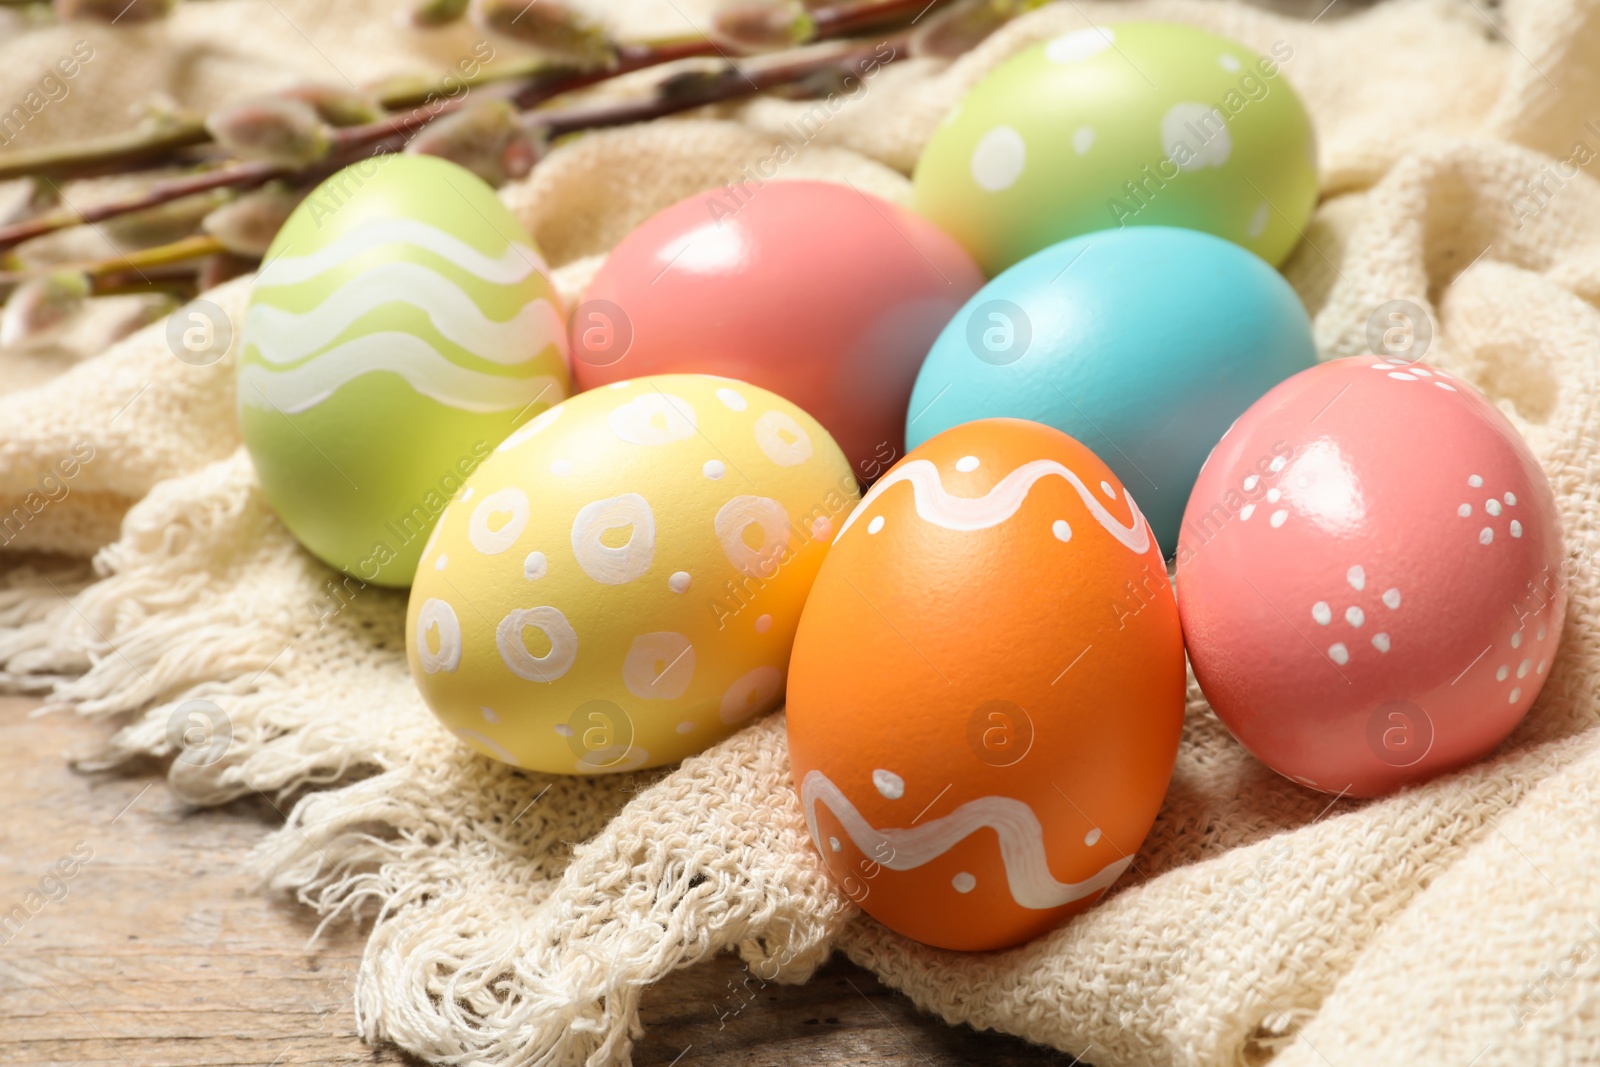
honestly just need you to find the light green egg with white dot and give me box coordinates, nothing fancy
[913,22,1318,276]
[240,155,569,587]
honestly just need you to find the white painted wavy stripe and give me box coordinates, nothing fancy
[257,219,547,289]
[802,770,1133,910]
[838,458,1151,553]
[239,332,563,414]
[246,263,567,367]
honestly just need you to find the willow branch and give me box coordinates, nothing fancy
[536,36,905,139]
[0,36,901,253]
[810,0,958,37]
[0,36,718,184]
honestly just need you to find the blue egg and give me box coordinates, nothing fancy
[905,226,1316,553]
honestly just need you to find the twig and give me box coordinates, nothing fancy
[0,233,225,297]
[712,0,955,49]
[0,37,718,184]
[0,37,901,253]
[810,0,957,36]
[79,233,226,277]
[537,37,906,139]
[0,117,210,183]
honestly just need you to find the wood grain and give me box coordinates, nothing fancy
[0,696,1080,1067]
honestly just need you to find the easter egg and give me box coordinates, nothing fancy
[571,181,983,479]
[913,21,1317,275]
[407,374,859,774]
[1176,357,1566,797]
[240,155,569,587]
[786,418,1185,950]
[906,226,1315,555]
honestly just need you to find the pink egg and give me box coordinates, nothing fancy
[572,181,983,479]
[1176,356,1565,797]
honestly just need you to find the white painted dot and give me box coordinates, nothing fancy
[956,455,980,473]
[608,380,631,389]
[480,706,498,724]
[1436,381,1457,391]
[829,836,841,852]
[460,487,475,502]
[1469,474,1484,487]
[1248,201,1270,238]
[952,872,977,893]
[1161,102,1232,170]
[1346,606,1364,627]
[1389,372,1417,381]
[1486,499,1502,516]
[1518,659,1531,678]
[1243,475,1259,491]
[1053,519,1072,542]
[872,769,904,799]
[1512,631,1523,648]
[1100,480,1116,499]
[716,387,747,411]
[971,126,1026,191]
[1269,455,1288,473]
[703,459,726,480]
[1372,633,1391,653]
[1505,492,1517,506]
[811,516,832,539]
[551,459,573,477]
[1329,643,1350,665]
[1459,503,1473,517]
[1510,687,1522,703]
[1496,664,1509,681]
[755,614,773,634]
[1383,588,1402,610]
[1538,625,1547,641]
[434,554,448,571]
[1412,367,1433,377]
[1538,659,1548,674]
[523,551,547,580]
[1270,509,1288,527]
[1240,504,1256,521]
[1267,488,1282,503]
[1312,602,1332,625]
[1480,527,1495,545]
[1073,125,1096,155]
[677,721,696,734]
[1511,520,1523,537]
[1045,26,1113,63]
[1085,828,1102,846]
[1348,565,1366,591]
[669,571,691,594]
[1219,53,1242,71]
[867,516,885,535]
[554,724,574,737]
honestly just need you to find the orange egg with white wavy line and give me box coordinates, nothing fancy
[785,418,1186,951]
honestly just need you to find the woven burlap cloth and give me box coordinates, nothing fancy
[2,0,1598,1063]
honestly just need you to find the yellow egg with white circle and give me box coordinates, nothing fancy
[405,374,860,773]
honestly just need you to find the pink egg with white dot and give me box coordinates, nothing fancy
[1175,356,1565,797]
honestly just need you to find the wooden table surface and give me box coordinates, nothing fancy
[0,696,1083,1067]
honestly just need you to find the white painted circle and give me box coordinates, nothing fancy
[970,126,1027,192]
[1044,27,1113,63]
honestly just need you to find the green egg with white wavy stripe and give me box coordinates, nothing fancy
[240,155,569,587]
